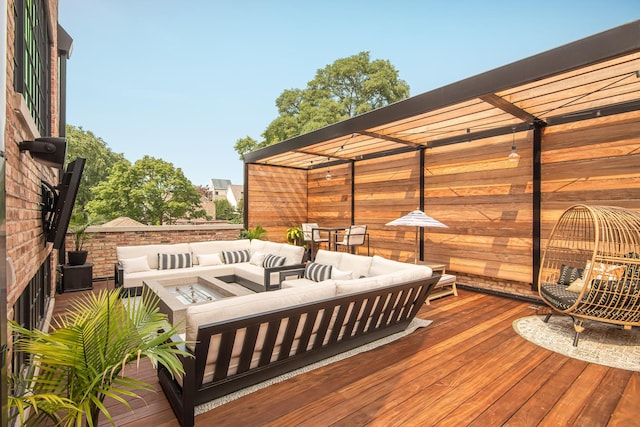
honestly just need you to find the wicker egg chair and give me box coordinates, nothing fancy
[538,204,640,346]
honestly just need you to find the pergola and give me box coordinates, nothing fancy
[243,20,640,296]
[245,20,640,172]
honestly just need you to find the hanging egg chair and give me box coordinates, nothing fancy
[538,204,640,346]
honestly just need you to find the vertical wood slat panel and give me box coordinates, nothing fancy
[540,111,640,254]
[247,164,308,242]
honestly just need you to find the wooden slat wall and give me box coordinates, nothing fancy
[540,111,640,246]
[307,164,352,226]
[353,152,421,259]
[425,132,534,286]
[246,164,307,243]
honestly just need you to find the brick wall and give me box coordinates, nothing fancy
[64,224,244,279]
[5,0,62,319]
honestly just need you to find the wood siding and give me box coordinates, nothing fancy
[246,164,307,243]
[425,131,534,287]
[540,111,640,241]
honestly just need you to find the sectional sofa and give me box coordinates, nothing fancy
[156,249,438,427]
[114,239,306,293]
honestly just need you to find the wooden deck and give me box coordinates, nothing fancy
[51,282,639,427]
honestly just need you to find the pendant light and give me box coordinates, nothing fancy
[508,127,520,162]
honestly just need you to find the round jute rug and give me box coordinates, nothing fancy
[513,315,640,371]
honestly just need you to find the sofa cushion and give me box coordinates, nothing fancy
[304,262,332,282]
[314,250,342,267]
[369,255,420,276]
[120,255,151,274]
[277,244,305,266]
[314,251,372,278]
[331,267,353,280]
[189,240,251,265]
[197,253,223,266]
[185,282,337,344]
[117,243,190,270]
[250,240,304,266]
[334,276,380,296]
[222,249,251,264]
[233,263,266,285]
[263,254,286,268]
[249,251,266,266]
[158,253,192,270]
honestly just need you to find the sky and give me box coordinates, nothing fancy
[58,1,639,187]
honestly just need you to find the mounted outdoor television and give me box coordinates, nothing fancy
[42,157,86,249]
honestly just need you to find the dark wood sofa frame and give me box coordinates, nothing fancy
[158,275,440,427]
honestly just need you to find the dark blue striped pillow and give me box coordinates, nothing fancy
[304,262,332,282]
[222,249,250,264]
[158,252,192,270]
[263,254,286,268]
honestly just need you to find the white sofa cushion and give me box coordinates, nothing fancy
[314,250,372,278]
[120,255,151,274]
[369,255,430,276]
[185,282,337,344]
[197,253,223,266]
[250,240,304,266]
[189,240,251,265]
[117,243,190,270]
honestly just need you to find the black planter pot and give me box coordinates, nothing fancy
[67,250,88,266]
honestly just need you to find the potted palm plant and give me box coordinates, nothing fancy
[67,214,91,265]
[9,286,189,426]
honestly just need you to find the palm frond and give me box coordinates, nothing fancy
[10,287,191,426]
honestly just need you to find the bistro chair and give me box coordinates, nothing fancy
[335,225,370,255]
[538,204,640,346]
[302,223,328,260]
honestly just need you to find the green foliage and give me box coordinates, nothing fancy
[9,287,189,427]
[214,199,237,222]
[240,225,267,240]
[286,226,304,246]
[86,156,208,225]
[65,125,126,215]
[234,52,409,157]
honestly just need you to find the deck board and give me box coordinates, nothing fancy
[50,282,638,427]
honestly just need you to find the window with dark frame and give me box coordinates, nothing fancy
[11,258,51,381]
[14,0,51,136]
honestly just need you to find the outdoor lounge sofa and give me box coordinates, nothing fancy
[157,250,438,427]
[114,239,306,294]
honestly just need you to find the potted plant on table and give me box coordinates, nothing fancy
[9,286,189,426]
[286,226,304,246]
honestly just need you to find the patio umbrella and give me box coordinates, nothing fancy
[386,209,448,263]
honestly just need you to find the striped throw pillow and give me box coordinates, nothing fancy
[263,254,286,268]
[222,249,250,264]
[304,262,332,282]
[158,252,192,270]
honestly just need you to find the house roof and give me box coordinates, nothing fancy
[210,179,232,189]
[101,216,145,227]
[244,20,640,170]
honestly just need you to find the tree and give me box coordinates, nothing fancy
[214,199,236,221]
[235,52,410,157]
[234,136,262,160]
[65,125,126,215]
[87,156,208,225]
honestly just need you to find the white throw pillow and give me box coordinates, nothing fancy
[197,253,223,266]
[331,267,353,280]
[120,256,151,274]
[250,251,266,266]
